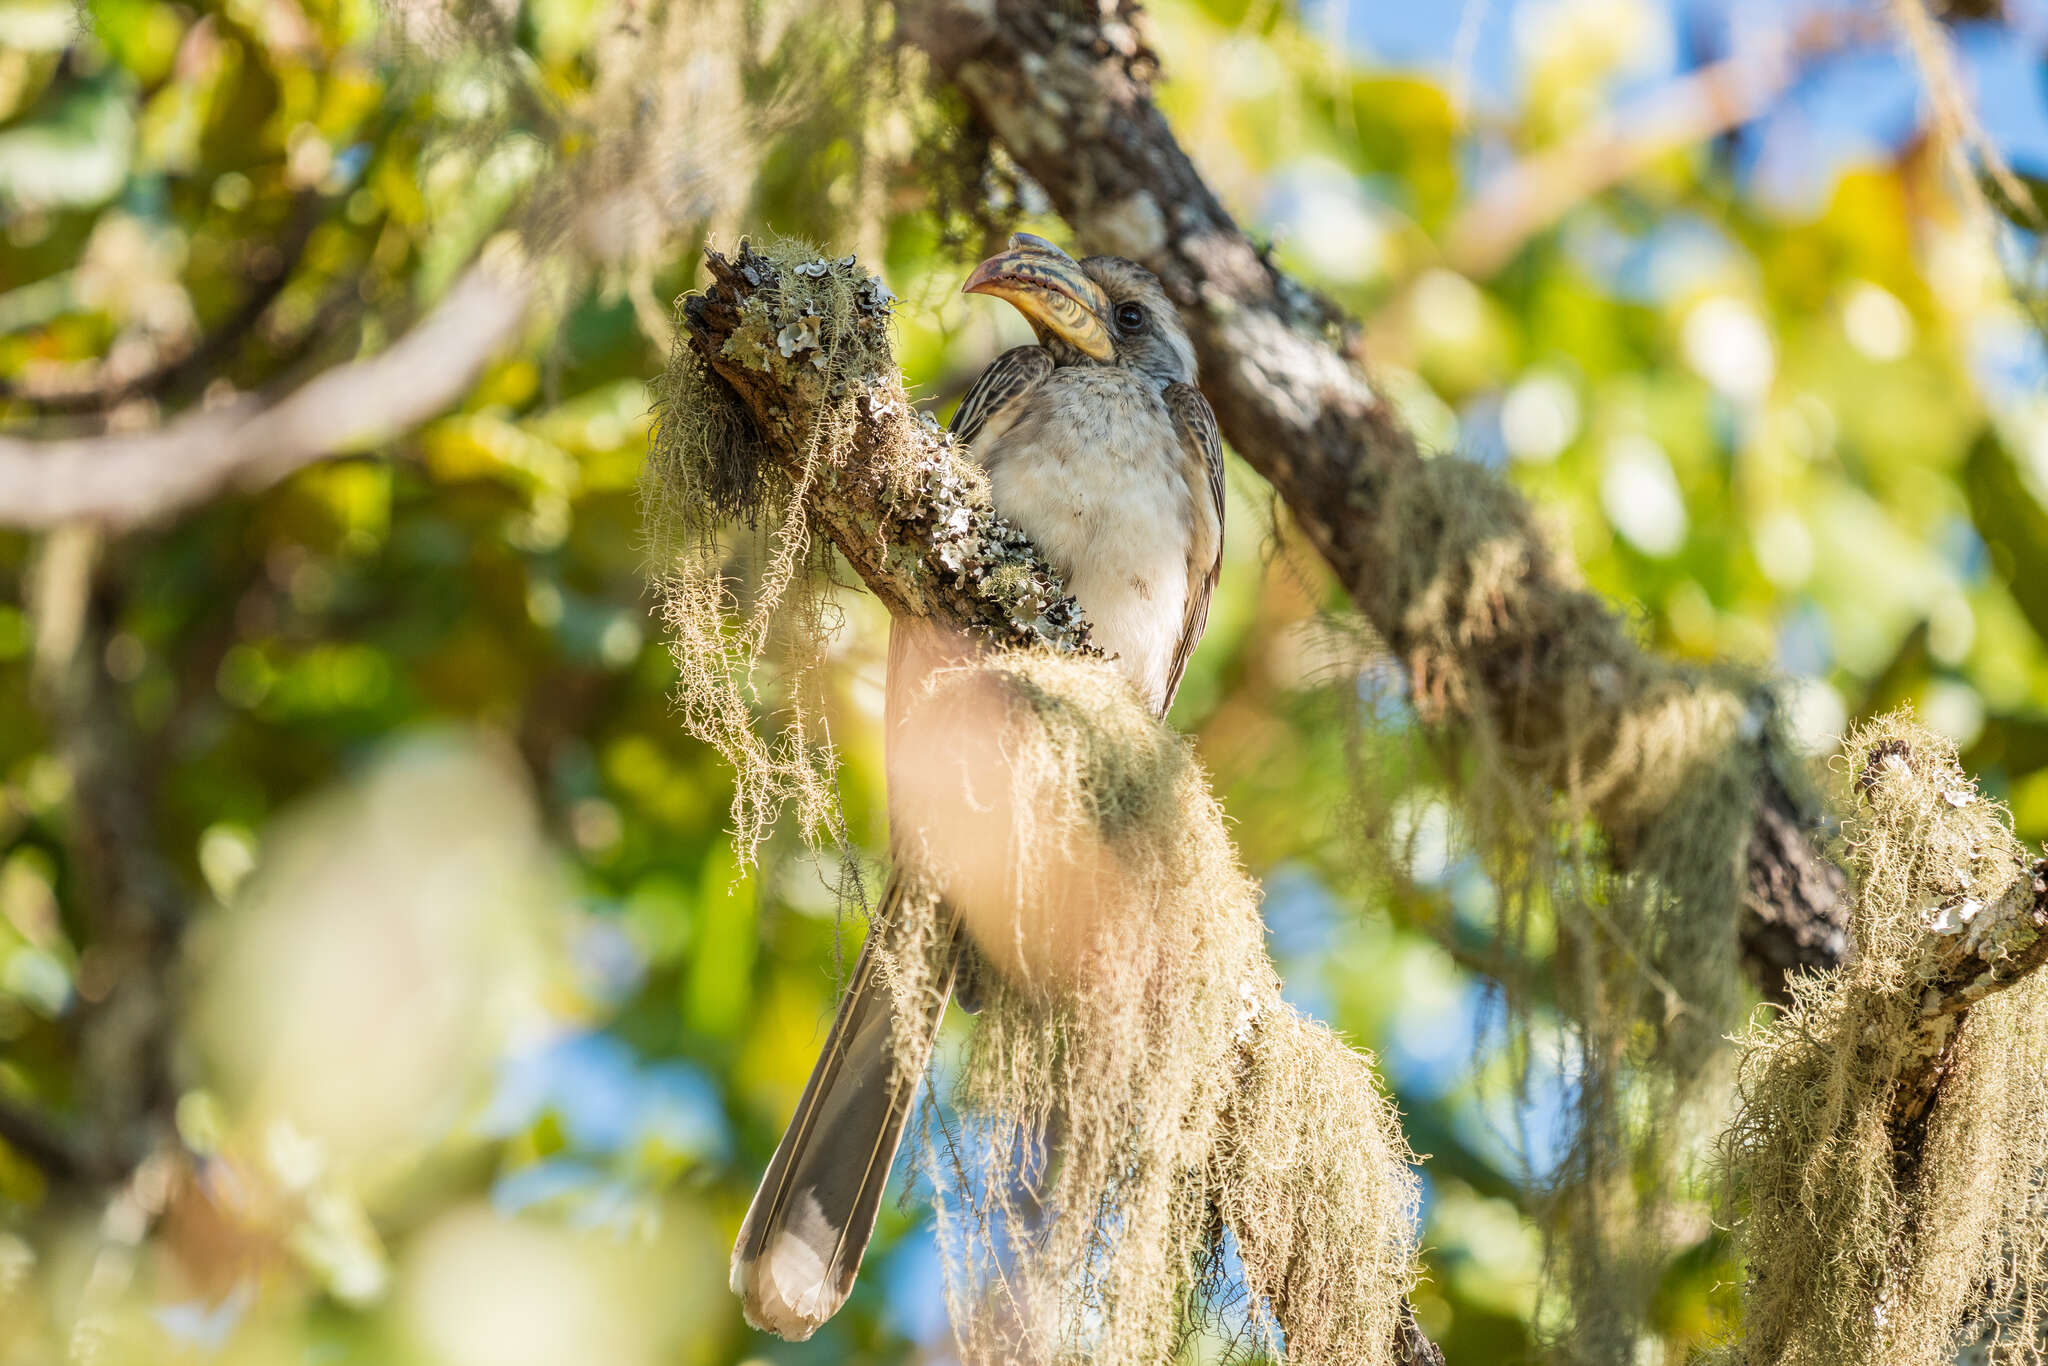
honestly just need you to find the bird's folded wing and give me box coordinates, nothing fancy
[949,345,1054,447]
[1160,381,1225,713]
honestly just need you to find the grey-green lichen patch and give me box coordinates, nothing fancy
[721,313,780,373]
[869,414,1092,652]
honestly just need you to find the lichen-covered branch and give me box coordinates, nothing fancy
[1857,736,2048,1179]
[1911,854,2048,1019]
[1889,859,2048,1184]
[678,242,1092,651]
[905,0,1848,997]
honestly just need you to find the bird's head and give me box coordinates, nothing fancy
[962,233,1196,388]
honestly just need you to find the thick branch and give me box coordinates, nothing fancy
[907,0,1848,996]
[681,243,1092,651]
[0,248,531,532]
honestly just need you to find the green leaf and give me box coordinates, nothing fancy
[1962,432,2048,648]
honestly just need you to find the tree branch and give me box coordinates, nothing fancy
[906,0,1848,999]
[26,526,185,1188]
[0,1093,100,1184]
[0,247,532,532]
[1880,762,2048,1182]
[1913,854,2048,1020]
[1808,732,2048,1197]
[0,189,332,415]
[681,242,1093,651]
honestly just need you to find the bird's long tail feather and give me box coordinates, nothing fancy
[730,880,957,1340]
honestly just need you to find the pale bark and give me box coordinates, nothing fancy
[0,253,531,532]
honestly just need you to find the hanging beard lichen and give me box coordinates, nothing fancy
[1340,452,1771,1359]
[640,236,894,860]
[1711,714,2048,1366]
[881,648,1421,1366]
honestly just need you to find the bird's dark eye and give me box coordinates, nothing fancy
[1114,302,1147,333]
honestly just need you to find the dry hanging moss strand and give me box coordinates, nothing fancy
[883,650,1420,1366]
[1713,714,2048,1366]
[1349,451,1778,1359]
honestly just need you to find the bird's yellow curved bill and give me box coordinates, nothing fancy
[962,235,1113,361]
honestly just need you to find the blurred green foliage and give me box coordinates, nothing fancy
[2,0,2047,1362]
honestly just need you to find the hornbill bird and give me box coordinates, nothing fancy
[730,233,1225,1340]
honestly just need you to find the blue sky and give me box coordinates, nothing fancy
[1318,0,2048,200]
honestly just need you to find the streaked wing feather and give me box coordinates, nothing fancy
[1161,382,1224,713]
[949,345,1053,448]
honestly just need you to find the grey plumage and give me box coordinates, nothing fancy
[949,344,1052,449]
[730,237,1224,1340]
[950,251,1222,711]
[728,880,958,1339]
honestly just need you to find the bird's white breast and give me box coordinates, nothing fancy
[973,367,1193,713]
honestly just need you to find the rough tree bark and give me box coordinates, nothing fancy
[904,0,1849,1001]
